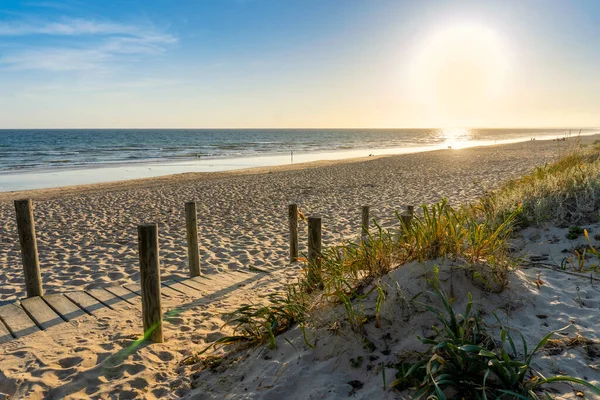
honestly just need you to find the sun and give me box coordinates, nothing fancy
[406,22,510,123]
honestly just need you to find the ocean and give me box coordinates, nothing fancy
[0,128,596,191]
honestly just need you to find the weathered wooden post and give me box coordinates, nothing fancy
[185,202,201,277]
[288,204,298,262]
[14,199,43,298]
[307,216,322,288]
[138,223,164,343]
[401,205,415,230]
[361,205,370,242]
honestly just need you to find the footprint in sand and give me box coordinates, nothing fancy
[127,377,150,389]
[107,272,124,280]
[166,317,185,325]
[114,389,141,398]
[96,352,113,364]
[152,387,170,398]
[0,287,16,296]
[55,367,79,380]
[157,351,174,361]
[58,356,83,369]
[124,363,145,375]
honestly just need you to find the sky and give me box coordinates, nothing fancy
[0,0,599,129]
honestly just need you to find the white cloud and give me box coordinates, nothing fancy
[0,18,177,71]
[0,18,171,39]
[3,47,112,71]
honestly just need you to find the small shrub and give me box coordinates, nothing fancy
[201,287,310,353]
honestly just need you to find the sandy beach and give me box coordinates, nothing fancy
[0,138,586,303]
[3,0,600,397]
[0,137,597,399]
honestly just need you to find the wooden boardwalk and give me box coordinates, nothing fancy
[0,271,259,344]
[1,198,365,345]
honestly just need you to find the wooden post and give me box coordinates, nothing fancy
[14,199,43,298]
[307,216,322,288]
[401,205,415,230]
[138,223,164,343]
[288,204,299,262]
[185,202,201,277]
[361,206,370,242]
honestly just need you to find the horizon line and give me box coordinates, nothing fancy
[0,126,599,131]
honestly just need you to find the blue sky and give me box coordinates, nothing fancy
[1,0,600,128]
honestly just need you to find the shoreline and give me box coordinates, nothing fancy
[1,133,597,201]
[0,153,386,201]
[1,131,597,194]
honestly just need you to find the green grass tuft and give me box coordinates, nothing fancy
[393,280,600,399]
[479,143,600,227]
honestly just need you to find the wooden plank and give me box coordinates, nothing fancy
[173,277,205,293]
[190,275,220,289]
[0,319,13,344]
[159,284,182,298]
[125,282,175,298]
[124,283,142,295]
[178,277,209,292]
[21,297,63,330]
[87,288,130,310]
[0,303,40,338]
[194,274,214,281]
[104,286,140,305]
[162,279,200,296]
[161,285,186,297]
[64,291,106,314]
[190,273,249,291]
[43,294,86,321]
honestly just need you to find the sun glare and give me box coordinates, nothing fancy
[407,22,510,124]
[441,127,470,149]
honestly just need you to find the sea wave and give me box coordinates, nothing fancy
[0,128,594,172]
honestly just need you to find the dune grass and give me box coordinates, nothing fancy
[217,142,600,348]
[479,141,600,227]
[198,141,600,398]
[211,196,520,350]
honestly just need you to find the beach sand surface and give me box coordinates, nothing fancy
[0,137,596,399]
[0,138,586,302]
